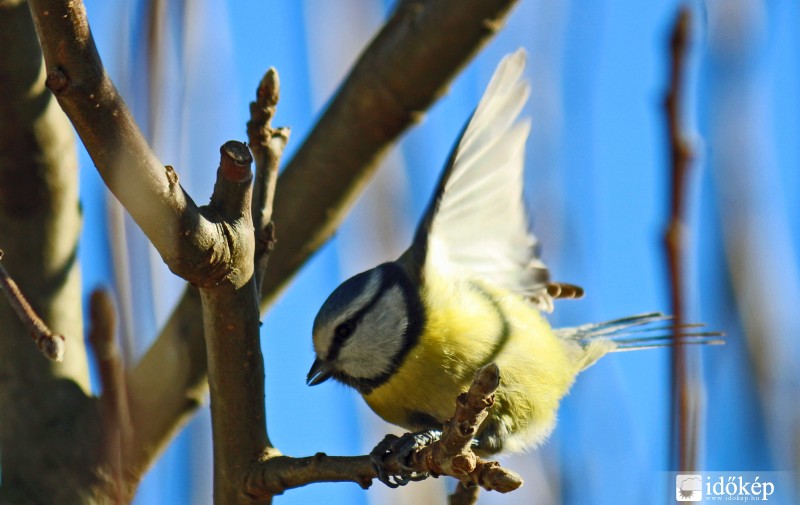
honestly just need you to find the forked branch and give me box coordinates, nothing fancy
[27,0,239,287]
[26,2,269,503]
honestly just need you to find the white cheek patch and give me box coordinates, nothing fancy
[339,285,408,379]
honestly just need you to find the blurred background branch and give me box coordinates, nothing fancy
[663,6,703,473]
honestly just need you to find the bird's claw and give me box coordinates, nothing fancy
[369,431,441,488]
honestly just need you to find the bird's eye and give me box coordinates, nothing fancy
[334,321,354,344]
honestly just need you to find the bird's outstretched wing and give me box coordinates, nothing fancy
[407,49,566,311]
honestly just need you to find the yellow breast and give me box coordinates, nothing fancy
[363,270,587,452]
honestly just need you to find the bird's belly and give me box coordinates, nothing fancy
[363,279,581,453]
[363,349,474,431]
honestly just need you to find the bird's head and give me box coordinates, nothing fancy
[307,263,423,394]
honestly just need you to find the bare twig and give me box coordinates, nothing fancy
[664,6,699,472]
[87,289,131,504]
[0,250,65,361]
[88,289,126,415]
[247,68,289,293]
[246,364,522,497]
[246,454,375,495]
[407,364,522,492]
[210,142,255,218]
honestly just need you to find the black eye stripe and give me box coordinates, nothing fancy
[326,272,389,360]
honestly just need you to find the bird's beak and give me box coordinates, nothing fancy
[306,358,333,386]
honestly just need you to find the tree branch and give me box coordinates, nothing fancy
[26,0,237,286]
[246,454,376,495]
[664,6,700,472]
[125,65,293,480]
[404,364,522,492]
[201,275,268,504]
[199,143,271,504]
[0,250,65,361]
[126,286,206,481]
[25,2,274,502]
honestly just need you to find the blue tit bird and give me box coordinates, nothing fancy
[306,49,720,482]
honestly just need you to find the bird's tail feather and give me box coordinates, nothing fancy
[556,312,725,352]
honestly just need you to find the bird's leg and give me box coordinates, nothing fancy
[369,430,441,488]
[470,418,504,455]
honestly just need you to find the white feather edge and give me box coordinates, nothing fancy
[425,48,550,299]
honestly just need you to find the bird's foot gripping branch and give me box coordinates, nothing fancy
[370,364,524,493]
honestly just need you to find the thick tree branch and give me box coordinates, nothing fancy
[199,144,270,504]
[126,287,206,481]
[246,364,522,498]
[126,67,292,484]
[126,0,521,477]
[664,7,700,472]
[201,276,268,504]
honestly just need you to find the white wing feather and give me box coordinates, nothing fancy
[424,49,551,304]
